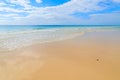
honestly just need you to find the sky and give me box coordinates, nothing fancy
[0,0,120,25]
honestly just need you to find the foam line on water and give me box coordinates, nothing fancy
[0,27,118,52]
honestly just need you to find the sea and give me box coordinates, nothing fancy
[0,25,120,52]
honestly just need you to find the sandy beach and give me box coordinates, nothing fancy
[0,30,120,80]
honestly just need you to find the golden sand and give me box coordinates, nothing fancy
[0,31,120,80]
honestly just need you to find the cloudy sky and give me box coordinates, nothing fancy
[0,0,120,25]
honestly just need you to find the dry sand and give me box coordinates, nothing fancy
[0,31,120,80]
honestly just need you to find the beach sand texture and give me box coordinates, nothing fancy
[0,31,120,80]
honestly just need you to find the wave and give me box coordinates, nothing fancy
[0,27,118,52]
[0,28,82,51]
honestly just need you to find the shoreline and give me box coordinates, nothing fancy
[0,27,119,52]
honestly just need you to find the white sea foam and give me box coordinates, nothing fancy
[0,27,117,51]
[0,28,80,51]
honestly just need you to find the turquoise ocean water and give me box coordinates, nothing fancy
[0,25,120,51]
[0,25,120,33]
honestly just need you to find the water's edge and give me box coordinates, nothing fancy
[0,27,119,52]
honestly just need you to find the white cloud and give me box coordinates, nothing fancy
[0,2,7,6]
[2,12,120,25]
[7,0,31,8]
[77,12,120,25]
[42,0,105,14]
[113,0,120,3]
[19,0,106,24]
[36,0,42,3]
[0,0,120,25]
[26,0,105,19]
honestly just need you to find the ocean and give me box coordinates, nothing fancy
[0,25,120,52]
[0,25,120,34]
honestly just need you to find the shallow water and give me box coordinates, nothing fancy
[0,25,119,51]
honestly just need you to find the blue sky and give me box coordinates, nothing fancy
[0,0,120,25]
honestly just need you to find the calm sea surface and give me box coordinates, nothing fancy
[0,25,120,33]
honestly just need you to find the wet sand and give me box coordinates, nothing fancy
[0,30,120,80]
